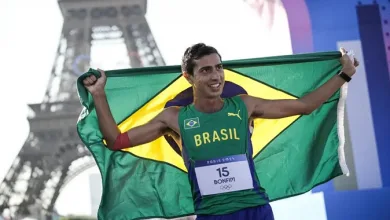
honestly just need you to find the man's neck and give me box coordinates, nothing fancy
[193,96,224,113]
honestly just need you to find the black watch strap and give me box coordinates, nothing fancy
[338,71,351,82]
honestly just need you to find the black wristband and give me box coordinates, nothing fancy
[338,71,351,82]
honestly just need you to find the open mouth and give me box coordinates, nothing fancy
[209,83,221,89]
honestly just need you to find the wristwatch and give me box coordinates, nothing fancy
[338,71,351,82]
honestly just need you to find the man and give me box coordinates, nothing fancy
[82,43,359,220]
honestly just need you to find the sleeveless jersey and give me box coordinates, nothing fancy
[178,96,269,216]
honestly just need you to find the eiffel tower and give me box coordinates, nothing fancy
[0,0,164,219]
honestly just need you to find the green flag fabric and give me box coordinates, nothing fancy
[76,51,349,220]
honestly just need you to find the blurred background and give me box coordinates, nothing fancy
[0,0,389,219]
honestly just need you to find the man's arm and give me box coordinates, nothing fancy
[242,75,347,118]
[83,69,173,150]
[92,91,171,150]
[242,48,359,119]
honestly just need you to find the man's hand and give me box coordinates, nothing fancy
[339,48,360,77]
[83,69,107,95]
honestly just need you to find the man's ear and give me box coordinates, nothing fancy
[183,72,194,85]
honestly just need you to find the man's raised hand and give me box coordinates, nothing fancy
[83,69,107,95]
[339,47,359,77]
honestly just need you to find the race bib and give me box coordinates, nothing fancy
[194,154,254,196]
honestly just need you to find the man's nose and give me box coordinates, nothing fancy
[210,70,219,80]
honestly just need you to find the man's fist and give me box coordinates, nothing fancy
[339,47,360,77]
[83,69,107,95]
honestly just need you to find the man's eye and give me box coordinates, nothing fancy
[202,68,210,73]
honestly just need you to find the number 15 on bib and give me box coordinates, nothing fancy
[194,154,254,196]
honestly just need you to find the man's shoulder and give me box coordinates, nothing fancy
[152,106,181,133]
[162,106,181,116]
[223,94,246,100]
[225,95,253,112]
[160,106,187,123]
[224,94,248,104]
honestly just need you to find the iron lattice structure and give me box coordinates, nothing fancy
[0,0,164,219]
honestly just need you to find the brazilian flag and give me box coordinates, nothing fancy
[76,51,349,220]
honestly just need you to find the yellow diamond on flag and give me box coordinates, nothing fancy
[118,69,300,172]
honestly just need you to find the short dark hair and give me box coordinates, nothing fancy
[181,43,221,75]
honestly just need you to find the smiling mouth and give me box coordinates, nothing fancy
[209,83,221,89]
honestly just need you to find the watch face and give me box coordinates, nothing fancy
[72,54,91,76]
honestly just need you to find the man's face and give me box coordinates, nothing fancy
[189,53,225,98]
